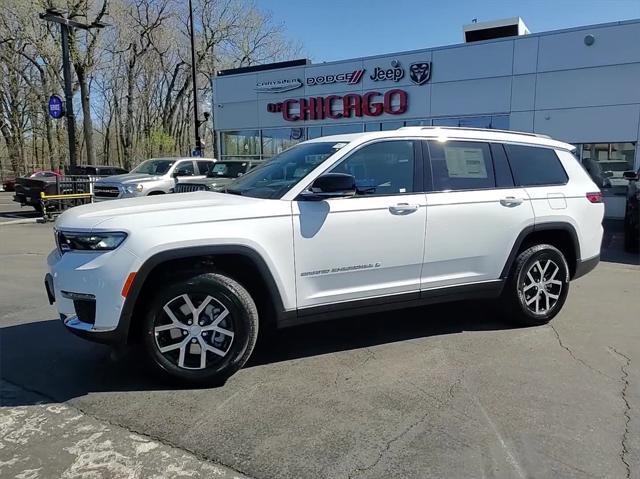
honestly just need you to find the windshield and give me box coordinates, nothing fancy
[209,162,248,178]
[224,142,346,199]
[131,159,175,175]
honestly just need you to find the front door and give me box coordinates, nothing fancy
[293,140,427,309]
[422,140,535,289]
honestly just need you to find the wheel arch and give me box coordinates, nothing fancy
[119,245,289,345]
[501,222,581,280]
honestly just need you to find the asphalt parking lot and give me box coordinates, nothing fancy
[1,192,639,478]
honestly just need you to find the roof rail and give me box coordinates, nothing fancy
[399,125,551,139]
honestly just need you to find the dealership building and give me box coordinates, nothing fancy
[212,17,640,218]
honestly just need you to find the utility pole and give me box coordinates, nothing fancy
[40,8,107,169]
[189,0,203,156]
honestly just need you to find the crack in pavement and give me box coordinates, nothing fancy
[347,409,431,479]
[610,347,632,479]
[0,377,251,479]
[347,374,465,479]
[549,324,612,379]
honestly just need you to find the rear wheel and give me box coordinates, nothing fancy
[142,272,258,384]
[500,244,570,326]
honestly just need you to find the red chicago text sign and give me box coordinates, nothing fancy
[267,89,408,122]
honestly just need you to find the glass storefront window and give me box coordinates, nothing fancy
[307,127,322,139]
[365,123,381,132]
[380,121,405,131]
[221,130,261,156]
[262,128,305,156]
[581,142,636,196]
[405,119,431,126]
[321,123,363,136]
[432,115,510,130]
[491,115,510,130]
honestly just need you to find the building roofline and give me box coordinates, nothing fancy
[215,17,640,79]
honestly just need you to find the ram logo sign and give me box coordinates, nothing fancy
[409,62,432,85]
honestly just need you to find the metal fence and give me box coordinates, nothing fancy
[40,175,105,220]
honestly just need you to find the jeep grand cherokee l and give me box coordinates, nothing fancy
[46,127,604,384]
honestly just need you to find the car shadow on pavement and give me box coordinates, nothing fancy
[248,300,515,367]
[1,300,515,406]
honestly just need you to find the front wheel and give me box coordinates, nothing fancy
[142,272,258,385]
[500,244,570,326]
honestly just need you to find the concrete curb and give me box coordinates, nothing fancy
[0,218,41,226]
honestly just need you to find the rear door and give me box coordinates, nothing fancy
[421,140,535,289]
[503,144,570,224]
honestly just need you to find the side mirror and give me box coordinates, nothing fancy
[623,170,639,181]
[300,173,356,201]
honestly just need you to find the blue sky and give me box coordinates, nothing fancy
[255,0,640,62]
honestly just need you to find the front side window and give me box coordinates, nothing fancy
[131,159,176,175]
[328,140,415,195]
[224,142,345,199]
[428,141,495,191]
[504,144,568,186]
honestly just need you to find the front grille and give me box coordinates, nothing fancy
[94,185,120,198]
[73,298,96,325]
[175,183,207,193]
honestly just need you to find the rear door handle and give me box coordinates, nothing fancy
[500,196,523,207]
[389,203,419,215]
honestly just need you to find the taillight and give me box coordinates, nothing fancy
[586,192,603,203]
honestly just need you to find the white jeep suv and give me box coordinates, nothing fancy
[46,128,604,384]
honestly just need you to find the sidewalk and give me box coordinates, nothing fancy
[0,380,249,479]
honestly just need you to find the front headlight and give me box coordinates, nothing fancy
[125,184,143,194]
[57,231,127,253]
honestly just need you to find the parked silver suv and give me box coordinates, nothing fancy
[93,157,215,200]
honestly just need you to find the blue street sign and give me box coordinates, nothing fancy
[48,95,64,119]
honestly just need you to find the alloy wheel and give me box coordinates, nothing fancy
[521,259,563,315]
[153,293,235,370]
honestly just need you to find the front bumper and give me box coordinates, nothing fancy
[47,246,141,345]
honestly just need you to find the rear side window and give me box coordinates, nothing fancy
[428,141,495,191]
[504,144,568,186]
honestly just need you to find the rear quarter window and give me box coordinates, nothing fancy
[504,144,568,186]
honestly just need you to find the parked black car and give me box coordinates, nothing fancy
[13,165,128,212]
[624,169,640,253]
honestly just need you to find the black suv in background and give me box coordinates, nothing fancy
[624,169,640,252]
[174,159,263,193]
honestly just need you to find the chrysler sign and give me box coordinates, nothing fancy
[255,78,303,93]
[267,89,408,121]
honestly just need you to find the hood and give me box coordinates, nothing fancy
[96,173,164,184]
[55,191,288,232]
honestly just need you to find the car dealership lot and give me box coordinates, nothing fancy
[1,217,639,478]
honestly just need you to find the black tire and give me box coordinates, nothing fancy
[500,244,570,326]
[142,271,258,385]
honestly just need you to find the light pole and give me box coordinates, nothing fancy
[40,8,107,168]
[188,0,204,156]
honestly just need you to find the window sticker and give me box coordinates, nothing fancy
[443,146,488,179]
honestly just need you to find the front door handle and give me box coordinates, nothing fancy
[389,203,419,215]
[500,196,524,207]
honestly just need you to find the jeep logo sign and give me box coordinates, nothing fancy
[370,60,404,82]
